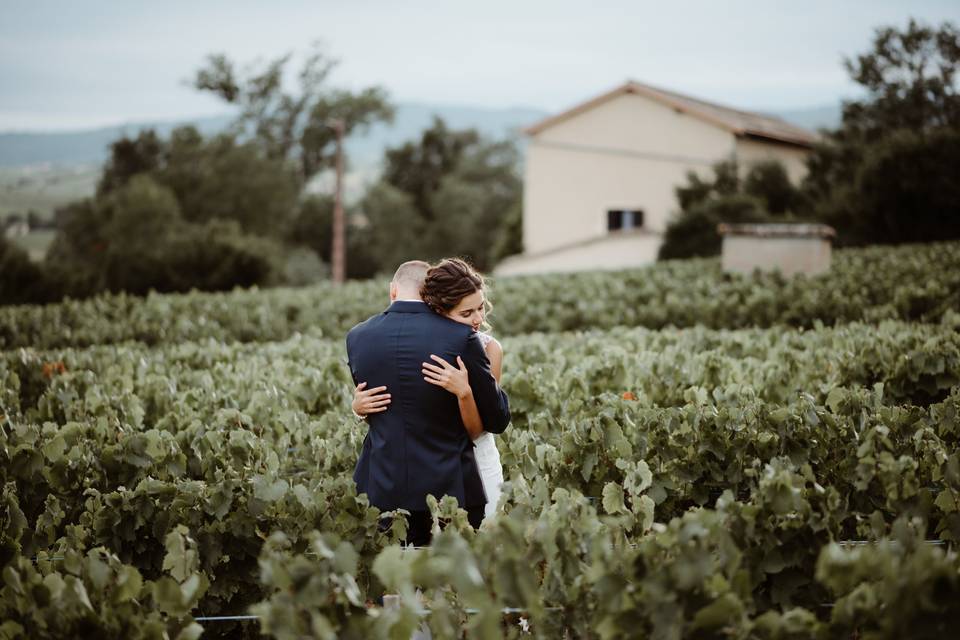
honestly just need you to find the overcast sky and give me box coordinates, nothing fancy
[1,0,958,131]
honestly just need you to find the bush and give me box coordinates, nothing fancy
[282,246,329,286]
[658,194,770,260]
[877,130,960,240]
[659,160,805,260]
[161,220,285,292]
[817,128,960,246]
[743,160,803,214]
[0,237,56,305]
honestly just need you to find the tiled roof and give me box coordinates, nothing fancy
[524,81,817,147]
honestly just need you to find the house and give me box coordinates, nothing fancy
[494,81,817,276]
[3,218,30,239]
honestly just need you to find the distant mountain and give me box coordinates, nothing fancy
[771,104,842,132]
[0,101,841,169]
[0,115,234,168]
[0,103,547,169]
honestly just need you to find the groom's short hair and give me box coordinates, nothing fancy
[392,260,430,290]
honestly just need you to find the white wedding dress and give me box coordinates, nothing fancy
[474,332,504,519]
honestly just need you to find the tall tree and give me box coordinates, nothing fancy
[193,46,394,183]
[382,117,479,218]
[94,126,300,237]
[805,19,960,245]
[842,19,960,142]
[363,118,522,272]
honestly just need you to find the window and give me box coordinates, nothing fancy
[607,209,644,232]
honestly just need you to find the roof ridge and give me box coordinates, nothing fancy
[525,80,817,147]
[625,80,774,119]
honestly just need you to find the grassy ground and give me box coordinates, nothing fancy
[10,229,56,261]
[0,164,98,220]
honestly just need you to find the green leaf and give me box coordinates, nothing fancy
[153,576,189,617]
[175,622,204,640]
[163,525,198,583]
[633,494,655,531]
[114,566,143,603]
[66,575,94,612]
[934,489,958,514]
[85,552,111,591]
[372,546,411,592]
[179,572,208,607]
[252,475,289,502]
[602,482,626,515]
[825,387,845,413]
[690,593,743,631]
[41,435,67,462]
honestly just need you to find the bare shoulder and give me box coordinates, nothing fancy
[484,336,503,356]
[478,332,501,352]
[483,334,503,381]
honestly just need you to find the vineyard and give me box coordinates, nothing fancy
[2,241,960,639]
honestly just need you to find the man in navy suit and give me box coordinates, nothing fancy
[347,260,511,545]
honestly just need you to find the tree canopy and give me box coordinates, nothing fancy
[358,118,522,273]
[804,19,960,245]
[193,46,394,183]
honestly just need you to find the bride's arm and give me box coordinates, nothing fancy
[422,355,485,439]
[422,338,503,439]
[456,384,486,441]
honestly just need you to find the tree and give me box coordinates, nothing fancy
[193,46,394,183]
[98,129,165,196]
[658,194,769,261]
[742,161,802,215]
[382,117,480,218]
[836,128,960,245]
[675,160,740,211]
[841,19,960,142]
[658,160,803,260]
[103,175,182,250]
[48,174,286,297]
[287,195,334,262]
[51,175,183,294]
[804,19,960,245]
[362,119,522,273]
[357,182,428,273]
[489,200,523,264]
[0,236,54,304]
[96,126,300,238]
[26,211,46,229]
[157,127,300,236]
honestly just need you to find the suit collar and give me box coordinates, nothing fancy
[386,300,430,314]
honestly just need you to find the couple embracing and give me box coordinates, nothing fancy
[347,258,509,547]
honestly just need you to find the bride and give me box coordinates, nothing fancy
[351,258,505,520]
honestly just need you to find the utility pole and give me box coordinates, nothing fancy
[330,118,346,284]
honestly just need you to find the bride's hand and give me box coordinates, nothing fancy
[422,355,471,399]
[352,382,391,416]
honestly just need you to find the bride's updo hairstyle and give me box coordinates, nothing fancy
[420,258,486,315]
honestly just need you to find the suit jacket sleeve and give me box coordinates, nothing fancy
[462,331,511,434]
[345,330,359,385]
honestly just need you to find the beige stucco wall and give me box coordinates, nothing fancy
[734,138,810,184]
[494,232,662,276]
[523,92,736,255]
[721,236,831,276]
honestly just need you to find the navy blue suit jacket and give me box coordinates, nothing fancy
[347,300,511,512]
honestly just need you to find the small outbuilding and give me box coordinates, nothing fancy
[718,223,836,277]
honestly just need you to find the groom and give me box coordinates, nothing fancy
[347,260,511,546]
